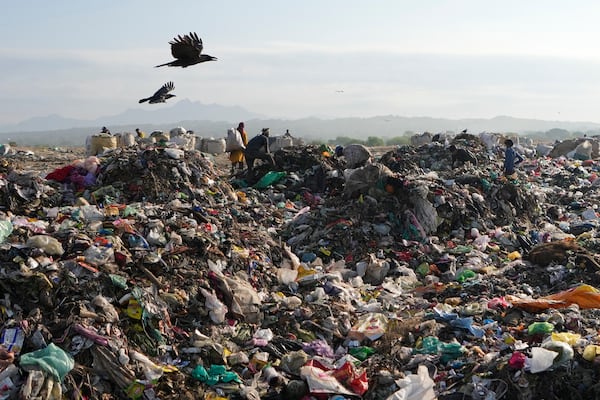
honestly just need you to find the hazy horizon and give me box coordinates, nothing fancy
[3,1,600,125]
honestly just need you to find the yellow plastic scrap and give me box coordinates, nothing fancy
[583,345,600,362]
[126,299,143,320]
[319,247,331,256]
[551,332,581,346]
[296,264,317,279]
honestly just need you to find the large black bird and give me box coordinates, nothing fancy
[155,32,217,68]
[139,81,176,104]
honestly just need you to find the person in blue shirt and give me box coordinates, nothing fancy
[503,139,524,176]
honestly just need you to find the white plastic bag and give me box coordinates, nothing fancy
[386,365,436,400]
[225,128,245,152]
[199,288,228,324]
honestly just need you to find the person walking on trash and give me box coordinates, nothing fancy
[503,138,524,178]
[244,128,275,175]
[229,122,248,174]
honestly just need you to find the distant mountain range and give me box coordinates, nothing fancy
[1,99,599,146]
[0,99,265,132]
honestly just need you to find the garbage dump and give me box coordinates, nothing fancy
[3,133,600,399]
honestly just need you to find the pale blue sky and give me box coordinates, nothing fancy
[2,1,600,124]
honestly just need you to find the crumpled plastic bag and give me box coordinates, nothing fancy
[409,184,441,234]
[26,235,64,256]
[199,288,228,324]
[191,364,241,386]
[343,164,394,197]
[211,274,263,324]
[363,254,390,285]
[300,364,356,397]
[19,343,74,382]
[348,313,388,342]
[386,364,436,400]
[254,171,286,189]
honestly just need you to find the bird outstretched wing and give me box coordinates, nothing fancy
[170,32,203,62]
[139,82,176,103]
[153,81,175,97]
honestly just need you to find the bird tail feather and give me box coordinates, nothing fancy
[154,61,172,68]
[139,98,149,103]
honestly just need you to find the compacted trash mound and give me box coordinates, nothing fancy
[3,138,600,399]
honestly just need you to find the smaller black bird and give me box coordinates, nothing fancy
[139,81,176,104]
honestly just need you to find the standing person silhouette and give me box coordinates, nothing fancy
[229,122,248,174]
[503,139,524,178]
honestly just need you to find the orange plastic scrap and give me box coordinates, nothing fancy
[509,284,600,312]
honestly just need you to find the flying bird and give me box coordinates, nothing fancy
[155,32,217,68]
[139,81,176,104]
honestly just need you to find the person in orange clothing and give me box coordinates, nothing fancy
[229,122,248,174]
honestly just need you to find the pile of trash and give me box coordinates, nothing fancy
[3,133,600,399]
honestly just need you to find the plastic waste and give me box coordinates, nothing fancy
[0,327,25,355]
[528,322,554,335]
[0,220,13,243]
[19,343,75,382]
[83,244,114,267]
[91,295,120,323]
[348,346,376,361]
[130,350,164,382]
[385,364,436,400]
[583,344,600,362]
[542,340,574,367]
[487,297,509,310]
[509,351,526,369]
[348,313,388,342]
[300,364,356,397]
[254,171,287,189]
[456,269,476,283]
[551,331,581,345]
[528,347,557,373]
[0,364,18,398]
[510,284,600,312]
[26,235,64,256]
[199,288,228,324]
[191,365,241,385]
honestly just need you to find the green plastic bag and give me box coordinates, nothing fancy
[19,343,75,382]
[254,171,286,189]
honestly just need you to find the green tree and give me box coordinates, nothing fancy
[545,128,570,141]
[386,136,410,145]
[365,136,385,147]
[328,136,365,146]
